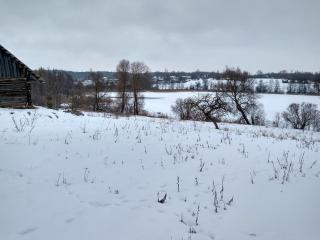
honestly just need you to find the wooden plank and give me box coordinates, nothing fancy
[0,85,27,89]
[0,88,27,94]
[0,88,27,92]
[0,82,27,86]
[3,54,10,78]
[0,80,26,83]
[0,79,27,81]
[0,95,27,100]
[0,99,27,104]
[0,51,4,78]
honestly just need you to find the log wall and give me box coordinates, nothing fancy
[0,78,29,107]
[0,45,37,108]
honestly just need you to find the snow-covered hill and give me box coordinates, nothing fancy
[0,108,319,240]
[154,78,317,94]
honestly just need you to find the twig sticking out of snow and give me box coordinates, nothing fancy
[55,173,61,187]
[299,152,305,173]
[83,168,89,182]
[199,162,205,172]
[227,196,234,206]
[309,160,317,169]
[195,204,200,226]
[157,192,167,204]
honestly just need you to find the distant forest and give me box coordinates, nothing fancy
[30,67,320,110]
[47,69,320,83]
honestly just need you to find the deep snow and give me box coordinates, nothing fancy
[0,108,320,240]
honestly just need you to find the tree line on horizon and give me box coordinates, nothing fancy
[29,62,320,117]
[29,63,320,131]
[34,68,320,83]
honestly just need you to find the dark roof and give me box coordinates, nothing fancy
[0,44,41,82]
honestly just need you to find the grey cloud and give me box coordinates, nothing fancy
[0,0,319,72]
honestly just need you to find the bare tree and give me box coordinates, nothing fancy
[191,93,229,129]
[130,61,150,115]
[35,68,74,108]
[171,98,197,120]
[313,110,320,131]
[222,67,257,125]
[116,59,130,114]
[282,102,319,130]
[248,103,265,126]
[272,112,282,127]
[90,71,105,111]
[172,93,229,129]
[70,81,84,112]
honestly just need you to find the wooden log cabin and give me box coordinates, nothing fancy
[0,45,42,108]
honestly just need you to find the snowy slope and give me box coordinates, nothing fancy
[0,108,320,240]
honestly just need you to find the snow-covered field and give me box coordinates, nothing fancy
[140,91,320,120]
[1,107,320,240]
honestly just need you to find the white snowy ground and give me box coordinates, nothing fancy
[139,92,320,119]
[1,108,320,240]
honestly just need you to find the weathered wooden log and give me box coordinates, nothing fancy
[1,45,42,108]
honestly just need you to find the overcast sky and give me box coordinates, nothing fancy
[1,0,319,73]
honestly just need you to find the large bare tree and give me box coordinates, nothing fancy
[116,59,130,113]
[89,71,105,111]
[222,67,257,125]
[130,61,150,115]
[172,93,229,129]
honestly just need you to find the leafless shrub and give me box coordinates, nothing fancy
[282,102,319,130]
[248,103,265,126]
[171,98,196,120]
[11,116,26,132]
[11,111,38,133]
